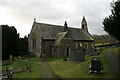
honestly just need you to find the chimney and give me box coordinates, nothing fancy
[64,21,68,31]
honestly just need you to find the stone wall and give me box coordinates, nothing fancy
[28,25,42,57]
[57,34,75,58]
[42,40,54,57]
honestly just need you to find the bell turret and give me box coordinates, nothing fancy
[81,16,88,32]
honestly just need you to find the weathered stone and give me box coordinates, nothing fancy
[89,57,103,74]
[63,55,68,61]
[2,60,11,66]
[12,68,26,73]
[69,49,85,62]
[42,54,47,62]
[9,55,13,63]
[28,19,94,58]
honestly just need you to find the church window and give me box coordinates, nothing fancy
[66,47,70,56]
[82,25,84,29]
[80,42,82,47]
[75,42,78,49]
[32,38,36,49]
[86,43,88,49]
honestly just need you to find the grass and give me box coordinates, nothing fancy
[26,57,42,62]
[95,43,110,46]
[111,47,120,57]
[47,49,116,78]
[2,59,27,70]
[2,58,42,78]
[2,49,118,78]
[12,57,61,78]
[47,58,61,61]
[12,62,42,78]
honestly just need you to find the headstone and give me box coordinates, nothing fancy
[63,55,67,61]
[69,49,85,62]
[42,54,47,62]
[29,65,32,72]
[18,56,22,59]
[9,55,13,63]
[26,64,29,69]
[9,67,12,79]
[89,57,103,74]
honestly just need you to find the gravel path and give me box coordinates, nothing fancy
[40,62,56,78]
[34,62,59,79]
[104,50,119,76]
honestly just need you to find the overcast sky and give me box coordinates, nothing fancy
[0,0,116,37]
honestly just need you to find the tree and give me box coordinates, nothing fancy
[103,0,120,42]
[2,25,19,60]
[18,35,28,56]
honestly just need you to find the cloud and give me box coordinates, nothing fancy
[0,0,114,37]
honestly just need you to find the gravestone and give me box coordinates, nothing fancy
[26,64,29,69]
[69,49,85,62]
[42,54,47,62]
[29,65,32,72]
[18,56,22,59]
[89,57,103,74]
[9,55,13,63]
[63,53,68,61]
[12,68,26,73]
[63,56,67,61]
[9,67,12,79]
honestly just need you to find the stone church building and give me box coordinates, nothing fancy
[28,16,94,58]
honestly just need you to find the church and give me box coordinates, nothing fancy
[28,16,94,58]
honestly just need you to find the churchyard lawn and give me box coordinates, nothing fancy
[2,58,42,78]
[111,47,120,57]
[47,49,117,78]
[2,48,118,78]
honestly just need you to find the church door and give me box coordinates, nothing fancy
[66,47,70,57]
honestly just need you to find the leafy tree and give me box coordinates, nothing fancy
[103,0,120,42]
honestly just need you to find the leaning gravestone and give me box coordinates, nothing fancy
[69,49,85,62]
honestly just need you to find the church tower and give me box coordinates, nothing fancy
[81,16,88,32]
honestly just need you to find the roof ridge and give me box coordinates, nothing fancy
[35,21,82,30]
[35,22,63,27]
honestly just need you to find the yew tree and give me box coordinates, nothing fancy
[103,0,120,42]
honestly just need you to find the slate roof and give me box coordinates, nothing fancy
[68,28,93,41]
[34,22,64,39]
[33,22,94,41]
[54,32,67,46]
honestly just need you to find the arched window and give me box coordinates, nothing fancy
[82,24,84,29]
[31,32,36,49]
[32,38,36,49]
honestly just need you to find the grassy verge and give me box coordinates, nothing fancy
[48,50,116,78]
[111,47,120,57]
